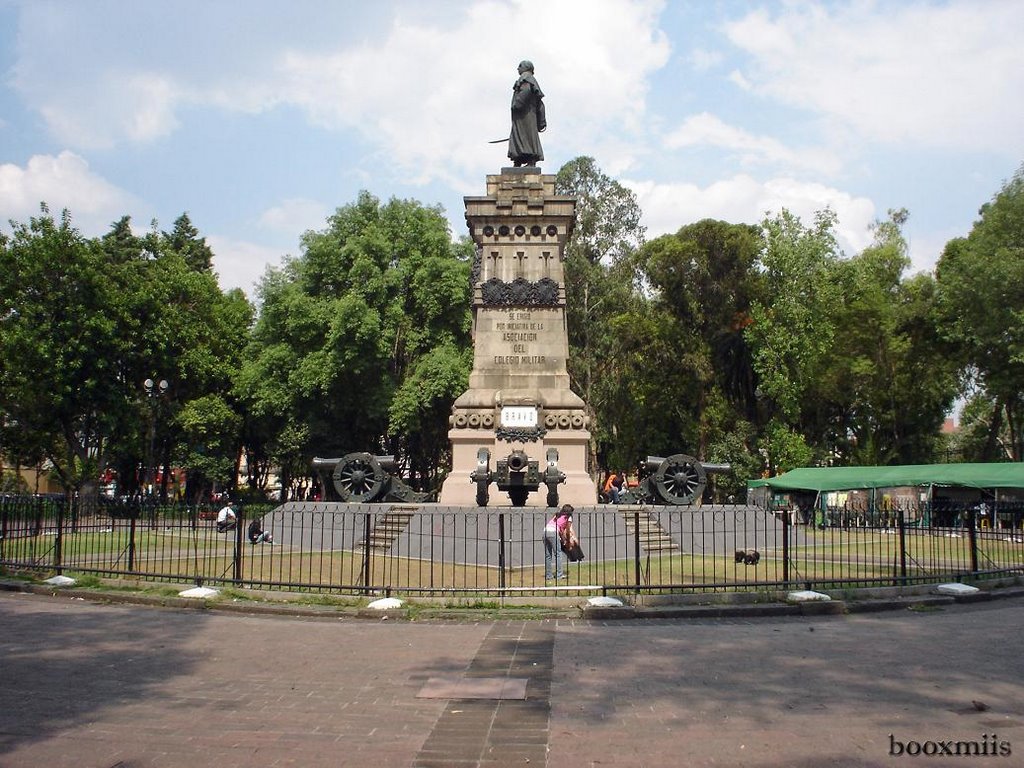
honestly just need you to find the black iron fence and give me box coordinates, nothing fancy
[2,495,1022,598]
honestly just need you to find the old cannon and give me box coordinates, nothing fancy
[312,452,426,503]
[470,447,566,507]
[620,454,731,506]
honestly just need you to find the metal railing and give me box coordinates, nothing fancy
[2,495,1022,598]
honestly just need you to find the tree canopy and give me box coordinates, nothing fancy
[936,164,1024,461]
[0,206,250,502]
[2,158,1019,502]
[238,192,472,497]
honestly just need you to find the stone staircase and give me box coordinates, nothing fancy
[361,506,417,551]
[619,506,679,553]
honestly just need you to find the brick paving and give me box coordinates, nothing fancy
[2,591,1024,767]
[414,622,554,767]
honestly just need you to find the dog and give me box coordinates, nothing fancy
[734,549,761,565]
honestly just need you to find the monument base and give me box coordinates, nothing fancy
[439,427,597,508]
[442,168,595,509]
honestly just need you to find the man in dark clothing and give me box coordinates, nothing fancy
[508,60,545,167]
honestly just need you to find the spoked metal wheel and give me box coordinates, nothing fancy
[652,454,707,505]
[332,452,387,502]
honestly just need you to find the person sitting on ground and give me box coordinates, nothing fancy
[603,470,626,503]
[215,502,237,532]
[247,517,274,544]
[602,471,618,503]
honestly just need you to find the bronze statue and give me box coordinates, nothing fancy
[508,60,545,167]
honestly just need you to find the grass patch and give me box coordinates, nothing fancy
[58,571,102,588]
[442,599,502,609]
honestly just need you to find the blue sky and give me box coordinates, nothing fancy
[2,0,1022,299]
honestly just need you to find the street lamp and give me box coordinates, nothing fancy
[143,378,170,501]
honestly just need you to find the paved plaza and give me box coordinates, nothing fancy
[2,590,1023,767]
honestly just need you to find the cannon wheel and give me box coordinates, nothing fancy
[544,447,563,508]
[332,452,388,502]
[651,454,707,505]
[472,448,491,507]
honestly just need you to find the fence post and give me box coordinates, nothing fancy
[897,509,907,585]
[128,514,137,572]
[967,508,979,574]
[782,512,790,585]
[34,496,44,537]
[233,516,243,583]
[361,512,372,594]
[498,513,506,591]
[633,510,641,594]
[0,500,7,559]
[54,496,66,574]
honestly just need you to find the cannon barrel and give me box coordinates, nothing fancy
[632,453,733,506]
[644,456,730,474]
[506,450,530,473]
[313,455,397,470]
[312,453,421,503]
[701,462,732,474]
[470,448,564,508]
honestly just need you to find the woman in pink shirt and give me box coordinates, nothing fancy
[543,504,575,581]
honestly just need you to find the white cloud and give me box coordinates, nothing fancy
[122,73,181,143]
[727,69,752,91]
[10,0,670,181]
[273,0,670,183]
[0,151,137,231]
[25,70,182,150]
[665,112,841,175]
[207,235,288,298]
[626,174,876,257]
[723,1,1024,153]
[257,198,330,237]
[689,48,723,72]
[906,226,959,276]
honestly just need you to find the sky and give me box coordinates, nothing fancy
[1,0,1022,300]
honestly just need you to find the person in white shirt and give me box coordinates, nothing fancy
[215,503,237,532]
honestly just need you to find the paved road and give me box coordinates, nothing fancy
[2,591,1023,767]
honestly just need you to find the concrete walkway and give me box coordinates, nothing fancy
[2,590,1023,767]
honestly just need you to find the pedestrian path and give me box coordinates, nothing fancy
[414,623,554,767]
[3,589,1024,767]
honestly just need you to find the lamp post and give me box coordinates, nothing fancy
[143,378,170,502]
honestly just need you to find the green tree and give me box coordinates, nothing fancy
[97,215,252,502]
[937,165,1024,460]
[0,207,146,496]
[241,192,472,496]
[742,209,842,474]
[555,157,645,473]
[816,211,957,464]
[164,212,215,272]
[635,220,763,452]
[0,206,253,503]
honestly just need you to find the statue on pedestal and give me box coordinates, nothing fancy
[508,60,545,167]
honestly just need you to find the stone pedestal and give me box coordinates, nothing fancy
[439,168,598,507]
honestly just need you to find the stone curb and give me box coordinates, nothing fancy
[4,578,1024,621]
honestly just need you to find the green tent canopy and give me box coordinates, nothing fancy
[752,463,1024,493]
